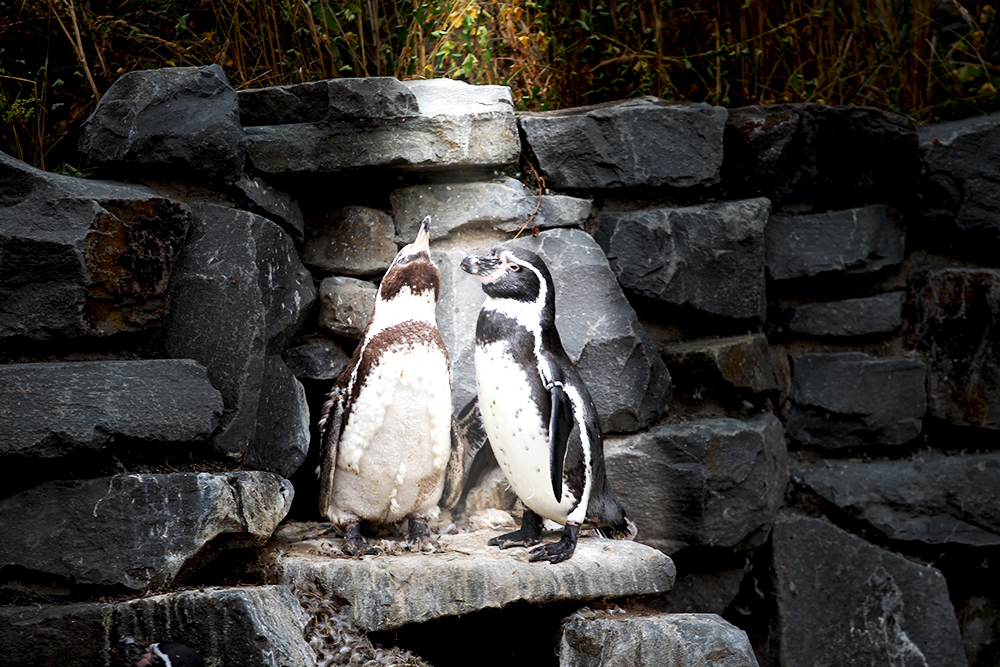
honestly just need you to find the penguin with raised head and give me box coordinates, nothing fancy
[117,637,204,667]
[460,244,632,564]
[318,216,452,555]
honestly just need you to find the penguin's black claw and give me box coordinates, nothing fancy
[528,521,580,564]
[343,522,380,557]
[404,518,440,551]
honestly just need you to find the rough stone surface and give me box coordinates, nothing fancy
[282,335,350,382]
[659,334,777,394]
[652,569,746,616]
[0,472,292,591]
[301,206,397,276]
[784,352,927,448]
[723,103,919,208]
[605,414,787,554]
[0,152,190,340]
[160,203,315,476]
[766,205,905,280]
[234,174,307,242]
[918,111,1000,244]
[794,453,1000,546]
[519,98,727,191]
[318,276,377,340]
[772,513,968,667]
[776,291,905,337]
[593,198,770,319]
[0,359,222,460]
[244,78,518,174]
[438,228,670,432]
[270,528,675,632]
[917,268,1000,430]
[79,64,245,181]
[391,177,592,242]
[559,613,759,667]
[239,76,419,126]
[0,585,313,667]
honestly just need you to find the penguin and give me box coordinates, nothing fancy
[460,244,632,564]
[117,637,204,667]
[318,216,452,555]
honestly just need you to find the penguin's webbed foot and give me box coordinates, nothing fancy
[404,518,440,552]
[343,522,380,557]
[488,509,543,549]
[528,521,580,564]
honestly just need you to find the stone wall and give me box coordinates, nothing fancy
[1,64,998,667]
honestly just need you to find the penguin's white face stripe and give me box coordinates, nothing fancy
[150,644,171,667]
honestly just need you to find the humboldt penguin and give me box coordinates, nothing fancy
[460,245,632,563]
[117,637,205,667]
[318,216,452,555]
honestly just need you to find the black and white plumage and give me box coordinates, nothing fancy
[117,637,204,667]
[460,245,631,564]
[318,217,452,555]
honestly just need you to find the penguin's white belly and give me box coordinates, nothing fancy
[330,343,451,525]
[475,341,577,524]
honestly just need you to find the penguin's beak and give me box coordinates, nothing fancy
[460,254,500,279]
[411,216,431,254]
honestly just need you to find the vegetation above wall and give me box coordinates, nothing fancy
[2,0,999,173]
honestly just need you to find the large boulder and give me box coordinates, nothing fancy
[519,98,727,191]
[79,64,245,181]
[659,334,778,395]
[0,586,313,667]
[917,268,1000,430]
[784,352,927,448]
[0,359,222,460]
[918,111,1000,247]
[242,78,519,174]
[160,203,316,476]
[559,612,759,667]
[0,472,292,591]
[592,199,770,319]
[723,103,918,209]
[772,513,968,667]
[766,205,905,280]
[0,153,190,340]
[605,414,787,553]
[270,528,675,632]
[775,292,906,337]
[300,206,397,276]
[794,453,1000,547]
[317,275,377,340]
[390,176,592,242]
[436,228,670,433]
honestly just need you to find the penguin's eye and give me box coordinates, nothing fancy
[509,264,521,272]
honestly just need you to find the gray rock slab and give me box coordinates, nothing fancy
[605,414,787,554]
[519,98,727,191]
[0,585,313,667]
[593,198,770,319]
[79,64,245,181]
[0,472,292,591]
[282,335,350,382]
[234,173,306,242]
[161,203,316,476]
[244,78,518,174]
[301,206,397,276]
[659,334,777,394]
[239,76,419,126]
[0,152,190,340]
[766,205,905,280]
[785,352,927,448]
[0,359,222,459]
[777,292,905,337]
[794,453,1000,546]
[723,103,918,208]
[390,177,592,242]
[270,528,675,632]
[559,612,759,667]
[318,275,377,339]
[438,228,670,432]
[772,512,968,667]
[917,268,1000,430]
[919,111,1000,243]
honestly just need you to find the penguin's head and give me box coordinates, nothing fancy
[460,245,554,306]
[117,637,150,665]
[379,216,440,303]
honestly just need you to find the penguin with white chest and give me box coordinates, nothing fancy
[318,217,452,555]
[460,245,632,563]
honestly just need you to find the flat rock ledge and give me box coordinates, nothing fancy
[266,527,675,632]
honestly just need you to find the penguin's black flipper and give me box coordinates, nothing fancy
[547,379,574,502]
[317,386,346,515]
